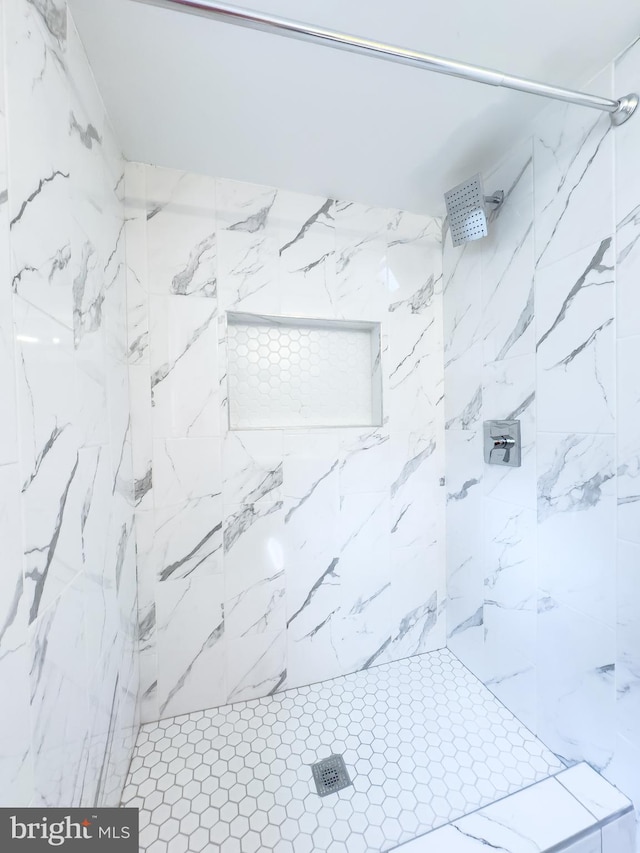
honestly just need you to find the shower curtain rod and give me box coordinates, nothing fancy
[132,0,638,125]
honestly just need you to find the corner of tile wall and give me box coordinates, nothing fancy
[443,30,640,843]
[0,1,138,807]
[125,167,447,719]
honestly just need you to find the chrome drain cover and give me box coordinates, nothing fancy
[311,754,352,796]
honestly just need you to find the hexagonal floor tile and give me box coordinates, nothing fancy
[122,649,564,852]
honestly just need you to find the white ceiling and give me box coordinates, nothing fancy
[69,0,640,215]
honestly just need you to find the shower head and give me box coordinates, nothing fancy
[444,173,504,247]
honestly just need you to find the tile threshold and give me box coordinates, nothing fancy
[391,761,634,853]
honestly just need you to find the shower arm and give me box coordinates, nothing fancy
[131,0,638,125]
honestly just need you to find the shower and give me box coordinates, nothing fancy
[444,173,504,247]
[3,0,640,850]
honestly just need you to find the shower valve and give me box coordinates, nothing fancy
[483,420,521,467]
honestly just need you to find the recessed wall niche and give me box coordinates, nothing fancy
[226,312,383,429]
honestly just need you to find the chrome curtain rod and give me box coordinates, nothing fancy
[132,0,639,126]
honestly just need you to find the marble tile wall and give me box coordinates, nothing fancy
[125,164,446,722]
[0,0,138,807]
[443,38,640,845]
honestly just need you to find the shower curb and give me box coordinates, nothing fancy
[390,762,635,852]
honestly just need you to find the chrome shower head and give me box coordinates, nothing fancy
[444,173,504,247]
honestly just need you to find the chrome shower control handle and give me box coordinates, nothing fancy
[493,436,515,449]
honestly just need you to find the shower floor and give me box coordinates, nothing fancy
[122,649,564,852]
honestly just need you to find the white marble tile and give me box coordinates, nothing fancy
[388,209,442,246]
[0,464,26,649]
[285,554,343,690]
[133,510,156,655]
[149,294,219,438]
[389,300,443,424]
[390,431,443,556]
[445,431,484,677]
[399,825,602,853]
[92,669,138,807]
[216,177,278,232]
[156,575,225,718]
[482,500,536,727]
[603,736,640,848]
[71,228,109,447]
[138,651,159,725]
[15,300,86,621]
[332,492,393,671]
[0,92,16,465]
[384,545,445,664]
[617,336,640,544]
[217,226,280,315]
[399,778,598,852]
[146,166,216,299]
[533,67,614,270]
[101,217,128,370]
[128,363,153,509]
[105,354,133,505]
[225,631,286,703]
[225,568,285,641]
[0,1,137,811]
[334,200,390,320]
[283,432,340,499]
[283,473,339,593]
[0,464,32,806]
[77,446,114,591]
[601,810,637,853]
[387,228,442,317]
[224,500,285,604]
[131,166,446,719]
[0,642,33,806]
[282,433,341,666]
[285,448,388,685]
[536,239,615,434]
[537,433,616,626]
[274,190,337,318]
[563,832,604,853]
[537,601,615,769]
[453,777,598,851]
[338,428,392,496]
[153,494,223,582]
[224,492,285,641]
[616,539,640,746]
[483,500,537,684]
[615,38,640,340]
[222,430,283,508]
[152,437,221,509]
[124,161,149,364]
[482,354,536,509]
[14,297,77,478]
[338,491,390,570]
[67,13,106,179]
[444,342,483,431]
[29,574,91,807]
[482,642,537,734]
[481,140,535,364]
[443,235,482,361]
[6,0,73,329]
[557,763,632,821]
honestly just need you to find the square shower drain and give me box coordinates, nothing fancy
[311,754,352,796]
